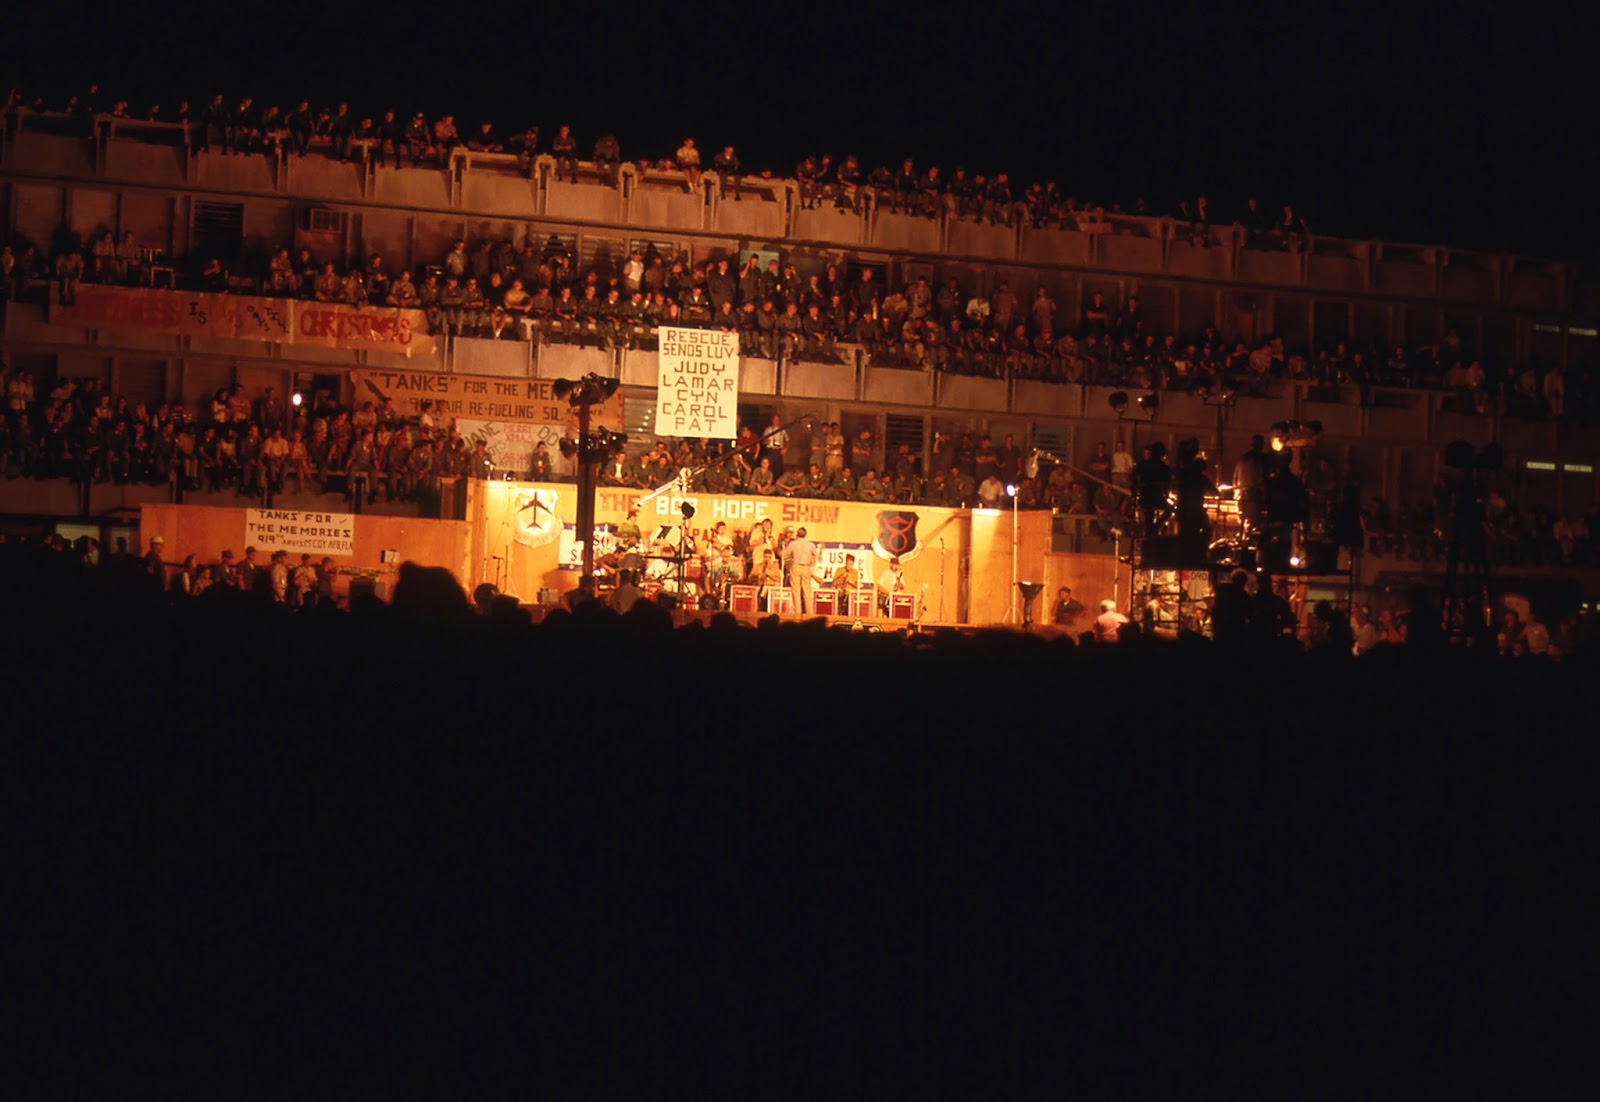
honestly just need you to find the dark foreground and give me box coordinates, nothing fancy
[5,552,1593,1093]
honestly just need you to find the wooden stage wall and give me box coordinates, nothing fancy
[138,494,1126,625]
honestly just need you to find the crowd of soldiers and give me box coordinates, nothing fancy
[0,368,539,509]
[10,81,1322,240]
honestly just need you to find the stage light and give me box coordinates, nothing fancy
[1138,393,1159,414]
[1016,581,1045,631]
[291,392,303,408]
[1108,391,1129,414]
[680,501,695,520]
[1005,483,1017,498]
[552,378,577,401]
[1289,555,1301,567]
[559,438,578,458]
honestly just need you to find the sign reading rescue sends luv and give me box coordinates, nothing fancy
[654,325,739,439]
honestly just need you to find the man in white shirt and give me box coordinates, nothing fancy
[977,473,1007,508]
[1111,438,1135,490]
[763,414,788,474]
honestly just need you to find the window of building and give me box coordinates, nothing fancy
[194,201,244,264]
[884,413,924,464]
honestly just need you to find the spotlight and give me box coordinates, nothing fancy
[559,438,578,459]
[291,391,303,408]
[1137,393,1159,414]
[1005,483,1017,498]
[680,501,696,520]
[1108,391,1129,414]
[555,372,623,406]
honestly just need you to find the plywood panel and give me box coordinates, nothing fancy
[140,503,473,589]
[13,183,64,250]
[67,188,118,244]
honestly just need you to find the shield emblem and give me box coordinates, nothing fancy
[513,488,561,549]
[873,510,921,562]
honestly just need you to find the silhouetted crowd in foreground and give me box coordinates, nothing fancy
[6,533,1591,662]
[8,506,1592,1100]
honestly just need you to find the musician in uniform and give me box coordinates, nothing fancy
[615,506,642,551]
[876,556,905,616]
[704,521,734,599]
[830,554,861,606]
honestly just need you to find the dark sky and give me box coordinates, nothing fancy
[5,4,1593,268]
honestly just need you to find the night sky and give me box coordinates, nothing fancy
[5,4,1594,268]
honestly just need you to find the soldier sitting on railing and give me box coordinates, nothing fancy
[835,156,862,209]
[593,134,621,188]
[713,145,741,200]
[550,124,577,182]
[507,125,539,176]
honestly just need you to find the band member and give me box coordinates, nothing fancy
[876,555,905,616]
[705,520,734,597]
[830,554,862,611]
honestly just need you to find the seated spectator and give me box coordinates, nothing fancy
[713,145,741,200]
[551,124,577,182]
[675,138,702,189]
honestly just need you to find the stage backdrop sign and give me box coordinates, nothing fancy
[244,509,355,556]
[458,418,562,476]
[654,325,739,438]
[350,368,622,430]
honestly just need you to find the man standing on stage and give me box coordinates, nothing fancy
[784,526,819,613]
[1095,599,1129,642]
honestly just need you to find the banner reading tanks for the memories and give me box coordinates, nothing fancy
[654,326,739,439]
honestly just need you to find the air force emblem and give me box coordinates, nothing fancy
[513,488,561,549]
[873,510,921,562]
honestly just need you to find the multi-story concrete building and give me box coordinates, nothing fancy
[2,109,1597,601]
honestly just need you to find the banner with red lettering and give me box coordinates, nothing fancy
[50,285,438,355]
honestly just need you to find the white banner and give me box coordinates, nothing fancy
[244,509,355,557]
[458,418,564,478]
[557,523,620,570]
[654,325,739,439]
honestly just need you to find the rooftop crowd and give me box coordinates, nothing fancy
[5,82,1312,244]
